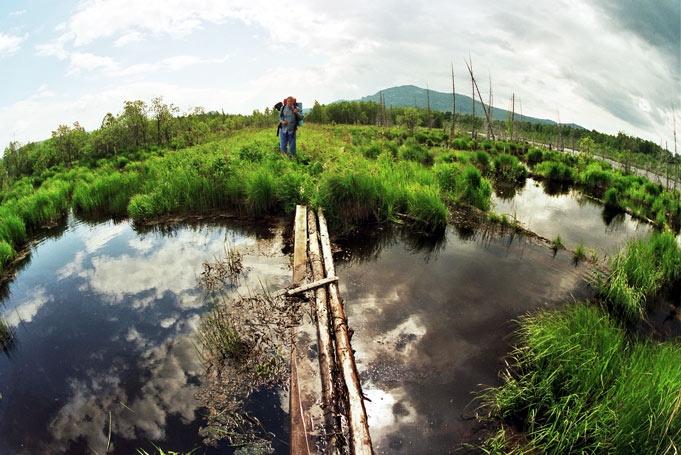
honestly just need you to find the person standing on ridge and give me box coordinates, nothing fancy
[279,96,303,157]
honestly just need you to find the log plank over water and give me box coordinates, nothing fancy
[307,208,342,453]
[289,205,373,455]
[290,206,312,455]
[317,208,373,455]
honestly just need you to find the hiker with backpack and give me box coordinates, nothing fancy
[278,96,304,157]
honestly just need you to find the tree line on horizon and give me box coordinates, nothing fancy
[1,95,676,191]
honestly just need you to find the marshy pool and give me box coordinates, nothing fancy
[0,178,656,454]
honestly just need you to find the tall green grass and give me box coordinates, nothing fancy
[318,167,383,227]
[479,303,681,454]
[492,153,527,182]
[0,208,27,248]
[455,166,492,211]
[596,232,681,323]
[0,240,14,272]
[406,184,448,233]
[72,170,143,217]
[10,177,72,229]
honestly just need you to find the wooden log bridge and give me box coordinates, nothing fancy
[289,205,373,455]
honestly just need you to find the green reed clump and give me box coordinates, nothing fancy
[128,150,239,220]
[0,208,27,248]
[596,232,681,323]
[475,150,491,169]
[479,303,681,454]
[573,242,586,263]
[361,143,383,159]
[603,187,622,209]
[525,147,544,165]
[551,235,564,254]
[577,161,613,190]
[455,165,492,211]
[398,138,434,165]
[244,166,279,216]
[72,170,142,217]
[197,301,250,365]
[533,160,575,183]
[406,184,448,233]
[433,162,461,194]
[275,169,314,214]
[318,167,383,228]
[0,240,14,271]
[492,153,528,182]
[597,340,681,453]
[12,177,72,230]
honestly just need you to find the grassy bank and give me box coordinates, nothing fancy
[476,232,681,454]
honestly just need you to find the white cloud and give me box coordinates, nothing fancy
[66,51,118,75]
[2,0,678,149]
[0,32,28,57]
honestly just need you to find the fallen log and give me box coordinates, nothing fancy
[317,208,373,455]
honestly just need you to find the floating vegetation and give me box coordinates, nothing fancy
[136,443,198,455]
[551,235,564,256]
[196,249,302,450]
[573,242,587,265]
[198,241,244,292]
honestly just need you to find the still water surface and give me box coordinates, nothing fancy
[0,179,653,454]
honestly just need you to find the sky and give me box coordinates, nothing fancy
[1,0,679,152]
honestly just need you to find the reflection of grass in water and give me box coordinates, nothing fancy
[0,317,15,352]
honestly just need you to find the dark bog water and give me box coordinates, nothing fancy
[0,178,656,454]
[336,226,592,453]
[492,177,653,257]
[0,215,292,454]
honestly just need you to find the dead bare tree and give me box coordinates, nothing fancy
[450,62,456,138]
[464,57,495,141]
[672,105,679,189]
[488,72,494,140]
[426,84,432,129]
[470,55,476,138]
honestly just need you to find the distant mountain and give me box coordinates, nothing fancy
[356,85,583,129]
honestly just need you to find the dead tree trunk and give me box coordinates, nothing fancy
[450,62,456,138]
[465,58,495,141]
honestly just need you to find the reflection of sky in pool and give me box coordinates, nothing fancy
[0,215,290,454]
[492,178,653,256]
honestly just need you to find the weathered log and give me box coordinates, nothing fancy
[285,276,339,296]
[293,205,308,285]
[317,208,373,455]
[290,205,311,455]
[307,208,342,453]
